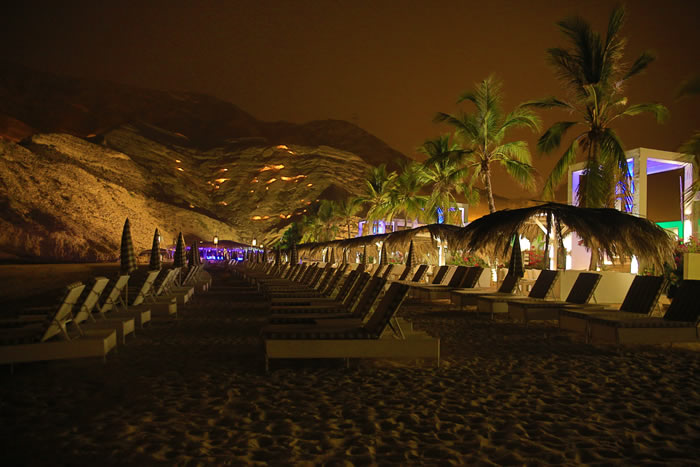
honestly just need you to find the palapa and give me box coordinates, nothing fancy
[457,202,675,270]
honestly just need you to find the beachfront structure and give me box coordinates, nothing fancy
[568,147,692,270]
[358,202,469,236]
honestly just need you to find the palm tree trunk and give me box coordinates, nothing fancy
[484,163,497,213]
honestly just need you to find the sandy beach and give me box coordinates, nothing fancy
[1,267,700,465]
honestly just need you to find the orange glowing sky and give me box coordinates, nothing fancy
[2,0,699,200]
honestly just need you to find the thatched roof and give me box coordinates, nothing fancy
[455,202,676,269]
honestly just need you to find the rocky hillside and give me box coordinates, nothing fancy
[0,64,408,262]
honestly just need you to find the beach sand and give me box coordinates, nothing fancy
[1,267,700,465]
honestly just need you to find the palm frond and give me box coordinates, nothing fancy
[542,138,580,200]
[623,51,656,81]
[500,159,536,191]
[522,96,573,109]
[537,121,579,154]
[620,102,669,123]
[676,75,700,99]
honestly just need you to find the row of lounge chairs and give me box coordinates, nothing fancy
[242,260,700,356]
[0,265,211,371]
[234,261,441,370]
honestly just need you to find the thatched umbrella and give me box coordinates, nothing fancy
[173,233,187,268]
[507,234,525,278]
[148,228,162,271]
[120,218,138,275]
[458,202,675,270]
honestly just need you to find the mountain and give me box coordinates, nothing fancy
[0,64,410,262]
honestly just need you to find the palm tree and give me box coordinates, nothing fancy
[300,200,338,243]
[435,75,539,213]
[356,164,397,234]
[334,197,362,239]
[677,76,700,192]
[418,135,479,224]
[386,160,428,229]
[526,4,668,208]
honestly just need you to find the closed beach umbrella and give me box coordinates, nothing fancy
[275,246,281,267]
[148,228,161,271]
[328,247,335,265]
[173,232,187,268]
[262,248,268,263]
[361,245,367,265]
[405,240,416,270]
[291,244,298,264]
[188,240,200,267]
[120,218,137,274]
[342,248,348,265]
[508,234,525,278]
[379,242,388,265]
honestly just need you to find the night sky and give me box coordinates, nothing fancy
[2,0,699,200]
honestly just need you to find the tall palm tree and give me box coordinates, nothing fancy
[300,200,338,243]
[526,4,668,208]
[357,164,397,234]
[435,75,539,213]
[334,197,362,239]
[386,160,428,229]
[677,76,700,192]
[418,135,479,224]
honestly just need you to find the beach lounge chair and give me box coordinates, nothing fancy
[508,272,601,324]
[269,274,381,322]
[101,275,151,328]
[270,271,370,313]
[263,283,440,370]
[0,282,117,370]
[559,275,665,340]
[69,277,136,345]
[271,270,361,308]
[128,270,176,319]
[394,264,429,284]
[476,270,560,319]
[450,272,520,310]
[411,266,483,299]
[586,279,700,345]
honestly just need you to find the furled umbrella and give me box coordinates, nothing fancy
[291,243,298,265]
[405,239,416,271]
[328,247,335,265]
[507,233,525,278]
[148,228,162,271]
[378,242,388,265]
[188,240,200,267]
[173,232,187,267]
[120,218,138,274]
[361,244,367,265]
[262,248,268,264]
[120,218,138,305]
[275,246,282,270]
[341,248,348,265]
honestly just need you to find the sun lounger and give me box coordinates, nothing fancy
[271,269,360,307]
[393,264,429,284]
[128,270,176,319]
[269,275,383,322]
[476,270,560,318]
[585,279,700,345]
[559,275,665,340]
[508,272,601,324]
[101,275,151,328]
[450,272,520,310]
[0,282,117,370]
[70,277,136,345]
[263,283,439,370]
[410,266,484,301]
